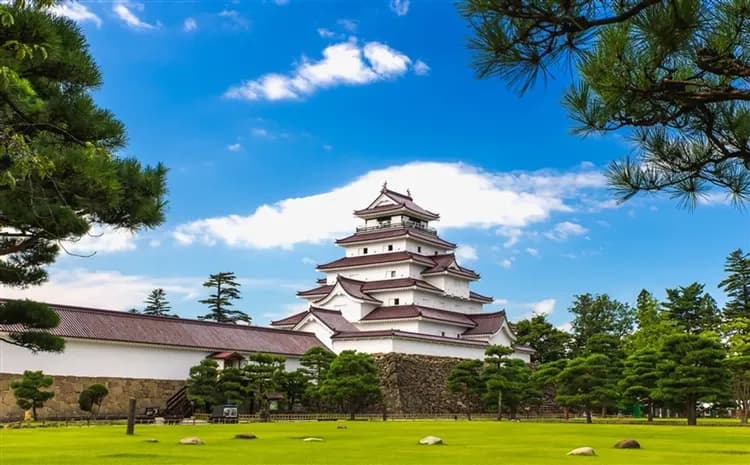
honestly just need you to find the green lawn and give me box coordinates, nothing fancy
[1,421,749,465]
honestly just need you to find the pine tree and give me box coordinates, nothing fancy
[663,283,722,334]
[513,314,570,363]
[627,289,679,351]
[719,249,750,321]
[320,351,382,421]
[186,359,219,413]
[568,293,633,355]
[198,272,250,324]
[143,288,175,317]
[459,0,750,206]
[0,2,167,353]
[619,348,660,422]
[10,370,54,421]
[447,359,485,420]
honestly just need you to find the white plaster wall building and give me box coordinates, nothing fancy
[271,186,534,362]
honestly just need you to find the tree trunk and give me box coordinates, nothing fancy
[647,402,654,422]
[32,404,37,421]
[601,405,606,418]
[585,407,592,424]
[741,400,749,424]
[349,412,355,421]
[686,400,697,426]
[496,390,502,421]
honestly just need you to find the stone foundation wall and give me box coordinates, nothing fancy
[0,373,185,421]
[374,353,466,414]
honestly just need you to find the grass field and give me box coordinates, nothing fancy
[1,421,749,465]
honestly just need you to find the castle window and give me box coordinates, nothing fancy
[392,298,400,306]
[441,331,445,337]
[417,246,422,253]
[363,247,368,255]
[388,244,393,251]
[390,270,396,278]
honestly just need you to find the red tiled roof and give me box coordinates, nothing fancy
[331,329,489,347]
[270,307,358,332]
[421,254,480,279]
[335,227,456,249]
[469,291,494,303]
[208,351,244,360]
[354,188,439,220]
[317,251,435,270]
[336,276,382,303]
[0,300,324,356]
[361,305,477,326]
[463,310,508,336]
[297,284,334,297]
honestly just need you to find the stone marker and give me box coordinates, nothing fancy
[567,447,596,456]
[419,436,443,445]
[179,437,203,445]
[143,438,159,443]
[235,433,257,440]
[303,437,324,442]
[614,439,640,449]
[337,423,347,429]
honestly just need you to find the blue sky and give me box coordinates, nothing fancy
[9,0,749,328]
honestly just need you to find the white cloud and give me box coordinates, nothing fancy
[1,269,200,311]
[318,27,336,38]
[227,143,242,152]
[499,258,514,269]
[273,0,290,5]
[251,128,270,137]
[337,18,357,32]
[389,0,410,16]
[525,247,539,256]
[62,225,137,255]
[558,322,572,333]
[225,39,424,102]
[544,221,588,241]
[218,9,250,29]
[413,60,430,75]
[149,239,161,248]
[497,226,522,248]
[113,2,155,29]
[183,17,197,32]
[225,40,428,102]
[49,1,102,27]
[301,257,317,265]
[172,162,607,249]
[323,144,333,151]
[455,245,478,262]
[529,298,556,316]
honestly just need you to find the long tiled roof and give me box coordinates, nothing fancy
[354,188,440,220]
[0,300,324,356]
[469,291,494,303]
[462,310,508,336]
[360,305,477,326]
[317,251,435,270]
[421,254,480,279]
[297,278,442,298]
[331,329,489,347]
[336,276,382,303]
[335,227,456,249]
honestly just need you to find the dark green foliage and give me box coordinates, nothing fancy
[627,289,679,350]
[186,359,219,413]
[447,359,485,420]
[555,354,618,424]
[0,3,167,353]
[300,346,336,410]
[280,369,309,412]
[459,0,750,206]
[198,272,250,324]
[217,367,246,406]
[719,249,750,321]
[663,283,722,334]
[78,384,108,417]
[619,348,660,421]
[244,353,285,417]
[143,288,175,317]
[568,293,633,355]
[10,370,54,420]
[320,351,381,420]
[482,346,538,419]
[656,334,730,425]
[0,299,63,353]
[512,314,570,363]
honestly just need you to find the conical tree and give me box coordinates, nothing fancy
[719,249,750,322]
[198,272,250,324]
[143,288,175,317]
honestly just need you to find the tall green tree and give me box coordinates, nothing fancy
[186,359,219,413]
[299,347,335,411]
[555,354,618,424]
[280,369,309,412]
[143,288,175,317]
[724,317,750,424]
[483,346,538,420]
[217,367,246,406]
[663,283,722,334]
[0,2,167,353]
[719,249,750,321]
[568,293,633,355]
[627,289,678,351]
[482,345,514,420]
[320,351,381,420]
[447,359,485,420]
[10,370,54,420]
[460,0,750,207]
[619,348,660,422]
[513,314,570,363]
[244,353,285,418]
[656,334,730,425]
[198,272,250,324]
